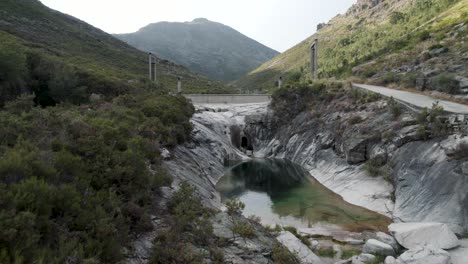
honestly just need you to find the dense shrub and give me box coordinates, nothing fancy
[390,12,405,24]
[0,37,28,107]
[272,243,299,264]
[271,81,343,120]
[150,182,216,263]
[0,91,194,263]
[388,97,402,119]
[433,74,459,94]
[363,158,383,177]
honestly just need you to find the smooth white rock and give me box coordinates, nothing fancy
[396,246,451,264]
[384,256,396,264]
[449,238,468,264]
[277,231,323,264]
[374,232,400,251]
[363,239,396,256]
[389,222,460,250]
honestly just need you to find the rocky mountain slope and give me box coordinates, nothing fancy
[234,0,467,94]
[115,18,279,82]
[0,0,231,106]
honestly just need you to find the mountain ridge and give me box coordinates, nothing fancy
[115,18,279,82]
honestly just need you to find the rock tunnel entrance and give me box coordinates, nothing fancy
[230,125,253,154]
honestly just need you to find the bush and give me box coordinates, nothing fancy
[417,30,431,41]
[390,12,405,24]
[342,248,360,259]
[0,90,194,263]
[363,158,384,177]
[226,198,245,216]
[348,115,363,125]
[388,97,402,119]
[272,243,299,264]
[433,74,459,94]
[316,247,336,258]
[232,220,257,239]
[151,182,215,263]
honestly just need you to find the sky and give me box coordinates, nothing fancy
[39,0,355,52]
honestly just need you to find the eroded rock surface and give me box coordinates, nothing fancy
[395,246,451,264]
[389,223,460,250]
[276,231,323,264]
[362,239,396,256]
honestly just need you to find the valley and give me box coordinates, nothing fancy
[0,0,467,263]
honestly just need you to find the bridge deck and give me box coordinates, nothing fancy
[184,94,271,104]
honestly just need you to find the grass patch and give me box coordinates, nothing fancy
[342,248,361,259]
[315,247,336,258]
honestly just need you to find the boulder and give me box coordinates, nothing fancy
[389,223,460,250]
[461,162,468,175]
[352,253,375,264]
[449,238,468,264]
[345,137,368,164]
[368,145,387,166]
[396,246,451,264]
[374,232,400,252]
[384,256,396,264]
[363,239,396,256]
[160,148,171,160]
[428,47,448,56]
[276,231,323,264]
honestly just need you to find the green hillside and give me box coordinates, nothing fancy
[234,0,467,93]
[116,18,279,82]
[0,0,231,106]
[0,1,232,263]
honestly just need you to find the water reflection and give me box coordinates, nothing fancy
[216,159,390,231]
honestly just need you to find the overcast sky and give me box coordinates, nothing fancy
[39,0,355,52]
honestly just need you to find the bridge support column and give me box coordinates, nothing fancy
[148,53,157,82]
[177,77,182,95]
[311,39,318,80]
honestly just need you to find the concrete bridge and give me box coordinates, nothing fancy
[184,94,271,104]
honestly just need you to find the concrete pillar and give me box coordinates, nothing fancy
[278,76,283,89]
[148,52,152,81]
[148,53,157,82]
[311,39,318,80]
[177,77,182,94]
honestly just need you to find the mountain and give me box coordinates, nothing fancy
[234,0,467,93]
[0,0,231,106]
[115,18,279,82]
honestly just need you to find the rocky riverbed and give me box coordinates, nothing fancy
[130,97,468,263]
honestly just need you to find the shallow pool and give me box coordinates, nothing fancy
[216,159,390,232]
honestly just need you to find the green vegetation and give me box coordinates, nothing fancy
[0,0,233,107]
[363,158,384,177]
[315,247,336,258]
[116,18,279,82]
[226,198,245,216]
[150,182,219,264]
[433,73,460,94]
[272,243,300,264]
[235,0,466,92]
[341,248,361,259]
[0,89,195,263]
[231,221,257,239]
[365,254,386,264]
[416,102,447,139]
[388,97,403,119]
[271,81,345,121]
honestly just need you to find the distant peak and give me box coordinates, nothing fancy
[191,18,210,23]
